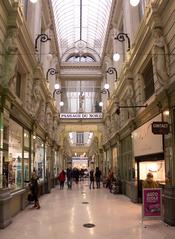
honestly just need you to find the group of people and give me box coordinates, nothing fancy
[89,167,102,189]
[57,167,102,190]
[27,167,159,211]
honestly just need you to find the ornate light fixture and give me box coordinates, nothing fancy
[53,83,62,98]
[35,33,51,51]
[101,83,110,98]
[114,33,131,51]
[46,68,58,82]
[106,67,118,82]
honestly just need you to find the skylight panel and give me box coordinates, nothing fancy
[51,0,112,60]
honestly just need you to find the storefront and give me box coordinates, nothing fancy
[6,119,31,190]
[54,150,60,178]
[35,136,45,181]
[112,147,118,174]
[132,114,165,202]
[0,112,3,188]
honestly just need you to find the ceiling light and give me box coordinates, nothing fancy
[30,0,38,3]
[113,53,120,62]
[59,101,64,107]
[104,83,109,90]
[130,0,140,7]
[99,102,103,107]
[164,110,169,116]
[54,83,60,89]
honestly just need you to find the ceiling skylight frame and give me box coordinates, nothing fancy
[51,0,112,60]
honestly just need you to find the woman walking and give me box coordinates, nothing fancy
[30,170,40,209]
[58,170,66,189]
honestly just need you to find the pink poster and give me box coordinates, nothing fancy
[143,188,162,218]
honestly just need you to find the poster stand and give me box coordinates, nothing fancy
[142,188,162,226]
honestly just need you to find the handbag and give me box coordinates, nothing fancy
[28,192,34,202]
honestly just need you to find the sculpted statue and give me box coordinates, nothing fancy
[2,28,18,88]
[152,27,169,86]
[31,80,41,117]
[136,74,145,104]
[38,102,46,127]
[79,92,84,112]
[126,84,135,118]
[45,105,53,135]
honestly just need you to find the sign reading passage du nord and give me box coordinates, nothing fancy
[60,113,103,119]
[142,188,162,220]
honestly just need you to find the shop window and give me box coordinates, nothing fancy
[16,72,22,98]
[24,129,30,182]
[66,55,95,63]
[139,160,165,182]
[143,60,155,101]
[8,119,23,189]
[35,137,44,180]
[0,151,3,188]
[76,132,84,145]
[54,151,59,177]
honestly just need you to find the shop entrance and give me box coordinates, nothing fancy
[136,153,165,202]
[72,157,89,170]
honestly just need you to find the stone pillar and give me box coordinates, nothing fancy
[0,189,12,229]
[163,186,175,226]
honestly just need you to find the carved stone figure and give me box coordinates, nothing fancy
[126,84,135,118]
[152,27,169,86]
[38,102,46,127]
[105,115,111,135]
[111,113,116,133]
[45,105,53,135]
[31,80,41,117]
[53,116,58,141]
[136,73,145,105]
[1,28,18,88]
[79,92,84,112]
[25,74,33,111]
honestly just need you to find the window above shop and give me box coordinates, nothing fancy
[51,0,112,60]
[66,55,95,63]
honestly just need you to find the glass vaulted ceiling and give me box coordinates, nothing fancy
[51,0,112,60]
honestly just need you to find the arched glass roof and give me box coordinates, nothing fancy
[51,0,112,59]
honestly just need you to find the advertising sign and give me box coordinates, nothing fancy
[152,122,169,134]
[142,188,162,220]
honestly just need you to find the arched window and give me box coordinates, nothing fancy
[66,55,95,63]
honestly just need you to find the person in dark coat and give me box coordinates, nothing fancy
[95,167,102,189]
[67,167,73,189]
[30,170,40,209]
[89,169,95,189]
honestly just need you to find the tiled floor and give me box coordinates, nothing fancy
[0,181,175,239]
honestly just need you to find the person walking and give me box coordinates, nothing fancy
[67,167,73,189]
[89,169,95,189]
[58,170,66,189]
[95,167,102,189]
[30,170,40,209]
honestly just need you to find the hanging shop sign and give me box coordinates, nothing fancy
[60,113,103,119]
[142,188,162,220]
[152,122,169,134]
